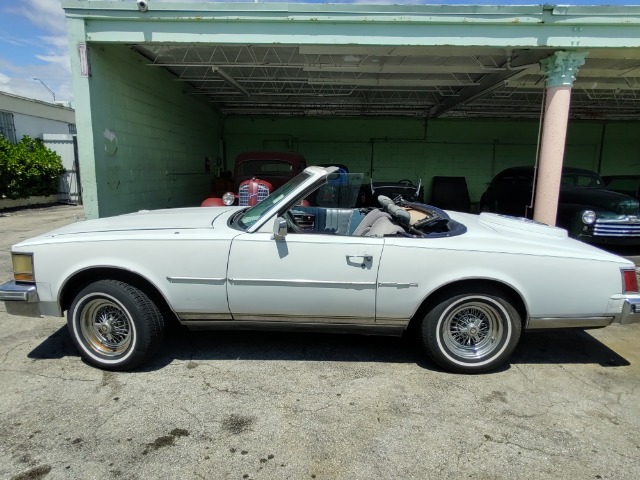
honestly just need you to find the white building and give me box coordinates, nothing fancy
[0,91,75,141]
[0,92,79,205]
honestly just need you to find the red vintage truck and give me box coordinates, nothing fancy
[202,151,307,207]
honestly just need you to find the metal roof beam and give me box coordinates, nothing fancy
[298,46,509,57]
[308,78,479,87]
[211,66,250,97]
[431,50,549,118]
[303,65,504,74]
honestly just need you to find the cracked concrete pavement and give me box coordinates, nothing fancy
[1,205,639,480]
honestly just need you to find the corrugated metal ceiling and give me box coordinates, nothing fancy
[132,44,640,119]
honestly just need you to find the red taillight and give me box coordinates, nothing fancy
[623,269,639,293]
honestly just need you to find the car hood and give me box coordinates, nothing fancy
[14,207,241,246]
[560,186,639,214]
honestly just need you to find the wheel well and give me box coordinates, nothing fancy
[60,267,178,325]
[407,279,528,331]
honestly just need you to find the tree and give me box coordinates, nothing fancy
[0,135,65,199]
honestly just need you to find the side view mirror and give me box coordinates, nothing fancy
[273,217,287,240]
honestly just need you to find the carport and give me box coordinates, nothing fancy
[62,2,640,219]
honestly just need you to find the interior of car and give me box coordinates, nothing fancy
[289,195,467,239]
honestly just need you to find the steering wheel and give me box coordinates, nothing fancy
[398,179,415,186]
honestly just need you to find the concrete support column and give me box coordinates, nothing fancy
[533,51,588,226]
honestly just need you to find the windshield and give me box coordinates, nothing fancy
[307,172,364,208]
[237,171,313,230]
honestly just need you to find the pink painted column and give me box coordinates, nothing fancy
[533,51,588,226]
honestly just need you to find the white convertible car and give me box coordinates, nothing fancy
[1,166,639,373]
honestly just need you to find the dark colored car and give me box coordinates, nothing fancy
[480,166,640,245]
[603,175,640,201]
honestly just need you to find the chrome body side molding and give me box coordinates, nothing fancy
[526,316,614,329]
[374,317,410,326]
[166,276,226,285]
[177,312,233,321]
[378,282,419,288]
[228,314,375,324]
[178,313,410,326]
[228,278,376,288]
[181,320,406,336]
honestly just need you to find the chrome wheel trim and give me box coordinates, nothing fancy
[440,296,507,362]
[78,297,133,357]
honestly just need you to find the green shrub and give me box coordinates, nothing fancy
[0,135,65,199]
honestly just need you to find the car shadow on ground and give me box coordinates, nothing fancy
[28,325,629,373]
[513,330,630,367]
[27,325,78,361]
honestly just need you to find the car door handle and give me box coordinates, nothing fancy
[346,255,373,266]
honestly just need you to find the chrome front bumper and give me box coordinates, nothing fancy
[0,280,41,317]
[0,280,38,302]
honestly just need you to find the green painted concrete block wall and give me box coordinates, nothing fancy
[224,116,640,204]
[597,123,640,176]
[85,44,220,218]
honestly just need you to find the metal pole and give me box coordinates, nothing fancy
[33,77,56,102]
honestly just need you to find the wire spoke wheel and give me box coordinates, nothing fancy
[68,279,165,370]
[442,301,503,360]
[420,288,522,373]
[80,299,133,356]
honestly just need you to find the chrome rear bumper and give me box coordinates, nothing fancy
[526,295,640,329]
[620,297,640,325]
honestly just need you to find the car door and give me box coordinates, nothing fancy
[226,231,383,324]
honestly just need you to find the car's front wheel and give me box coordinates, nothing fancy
[67,279,165,370]
[420,287,521,373]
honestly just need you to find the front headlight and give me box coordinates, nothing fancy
[12,253,34,282]
[222,192,235,206]
[581,210,597,225]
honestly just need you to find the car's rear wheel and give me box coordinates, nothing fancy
[420,287,521,373]
[67,279,164,370]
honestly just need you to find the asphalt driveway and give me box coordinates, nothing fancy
[1,205,639,480]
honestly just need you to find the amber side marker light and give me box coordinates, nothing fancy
[623,268,639,294]
[12,254,34,282]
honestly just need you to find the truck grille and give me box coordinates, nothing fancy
[593,217,640,237]
[238,183,270,206]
